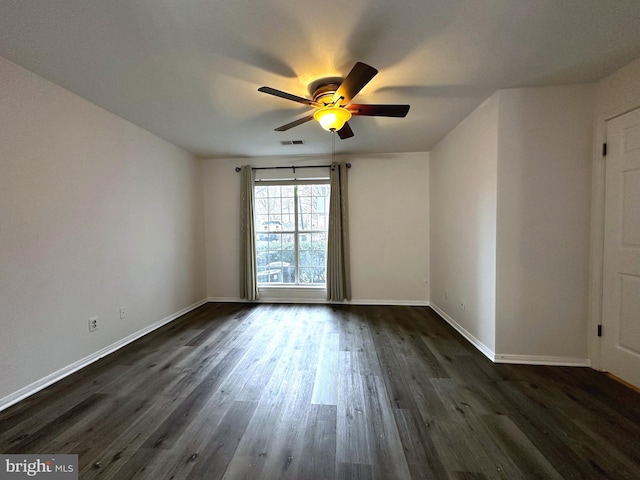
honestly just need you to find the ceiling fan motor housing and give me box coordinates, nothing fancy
[312,82,342,106]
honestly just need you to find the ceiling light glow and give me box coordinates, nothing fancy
[313,107,352,131]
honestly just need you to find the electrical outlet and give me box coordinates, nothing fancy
[445,290,449,300]
[460,300,466,311]
[119,307,127,319]
[89,316,99,332]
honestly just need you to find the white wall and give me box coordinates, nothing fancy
[347,152,429,304]
[595,57,640,118]
[204,152,430,305]
[495,85,594,362]
[430,85,595,363]
[203,157,243,301]
[429,95,499,353]
[0,57,206,404]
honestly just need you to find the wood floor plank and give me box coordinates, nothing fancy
[477,413,564,480]
[231,319,317,477]
[183,400,258,479]
[141,347,246,450]
[2,302,640,480]
[297,404,337,480]
[338,308,382,377]
[311,327,340,406]
[104,447,159,480]
[5,393,112,454]
[336,351,372,466]
[0,363,130,447]
[431,416,509,479]
[361,374,412,480]
[247,368,316,479]
[129,390,246,479]
[336,462,374,480]
[393,407,448,479]
[370,337,418,410]
[406,369,449,425]
[493,379,614,479]
[78,393,186,479]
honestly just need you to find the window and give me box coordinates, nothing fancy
[254,182,330,286]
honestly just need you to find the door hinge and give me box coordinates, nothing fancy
[602,143,607,156]
[597,324,602,337]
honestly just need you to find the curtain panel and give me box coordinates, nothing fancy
[239,165,259,301]
[326,162,351,301]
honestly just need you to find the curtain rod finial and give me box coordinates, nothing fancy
[235,167,242,172]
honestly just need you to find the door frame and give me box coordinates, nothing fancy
[589,99,640,371]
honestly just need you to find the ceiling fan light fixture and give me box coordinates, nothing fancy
[260,62,407,138]
[313,106,352,131]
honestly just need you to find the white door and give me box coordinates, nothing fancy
[601,107,640,388]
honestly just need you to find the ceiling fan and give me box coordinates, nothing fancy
[258,62,410,139]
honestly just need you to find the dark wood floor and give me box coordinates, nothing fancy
[1,303,639,479]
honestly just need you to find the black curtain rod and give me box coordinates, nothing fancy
[235,163,351,173]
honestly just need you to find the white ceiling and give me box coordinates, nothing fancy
[2,0,640,158]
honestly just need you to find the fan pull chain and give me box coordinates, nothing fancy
[332,128,336,164]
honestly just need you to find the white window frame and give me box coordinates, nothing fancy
[254,179,330,291]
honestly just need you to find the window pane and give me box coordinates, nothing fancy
[299,267,325,285]
[255,183,328,287]
[267,185,281,196]
[282,196,295,215]
[255,185,268,199]
[282,233,294,244]
[319,215,329,231]
[298,195,311,213]
[255,214,268,228]
[256,245,286,267]
[299,246,325,267]
[299,213,312,231]
[255,197,268,215]
[281,213,295,231]
[311,214,321,230]
[314,232,327,249]
[281,185,294,197]
[298,185,311,196]
[315,185,329,196]
[256,238,294,284]
[270,234,282,249]
[267,217,282,233]
[268,197,281,214]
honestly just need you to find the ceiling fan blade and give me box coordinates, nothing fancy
[332,62,378,106]
[337,122,354,139]
[274,114,315,132]
[258,86,319,107]
[349,104,410,117]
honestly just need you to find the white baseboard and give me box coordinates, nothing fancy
[429,303,591,367]
[494,354,590,367]
[346,299,430,306]
[429,303,496,361]
[207,296,245,303]
[207,296,429,306]
[0,298,208,412]
[208,296,331,304]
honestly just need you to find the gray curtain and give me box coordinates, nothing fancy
[326,162,351,301]
[239,165,259,301]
